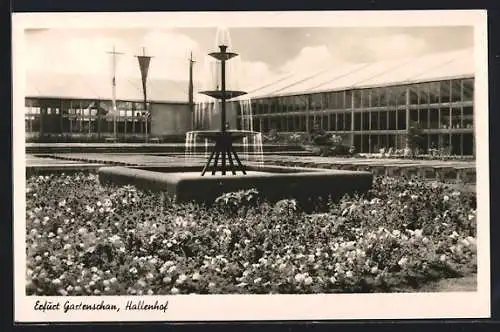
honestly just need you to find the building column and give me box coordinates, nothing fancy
[405,87,410,149]
[350,91,355,146]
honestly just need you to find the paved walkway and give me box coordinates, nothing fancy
[26,153,475,169]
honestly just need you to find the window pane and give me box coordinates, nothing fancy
[419,108,429,129]
[429,108,439,129]
[396,87,407,106]
[419,83,429,104]
[463,106,473,129]
[354,90,362,108]
[429,82,440,104]
[380,111,388,130]
[410,109,419,123]
[362,89,371,108]
[409,85,419,104]
[440,80,451,103]
[397,110,406,130]
[451,79,462,102]
[337,113,344,131]
[463,79,474,101]
[388,111,397,130]
[354,112,361,130]
[440,107,450,129]
[370,111,379,130]
[362,112,370,130]
[345,112,351,130]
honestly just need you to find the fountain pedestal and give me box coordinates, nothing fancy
[198,130,247,175]
[197,44,250,176]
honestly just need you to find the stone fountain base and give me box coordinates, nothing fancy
[98,164,373,204]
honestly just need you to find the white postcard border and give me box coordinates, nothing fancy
[12,10,490,322]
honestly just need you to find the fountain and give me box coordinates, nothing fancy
[187,28,264,170]
[187,43,259,176]
[98,28,373,204]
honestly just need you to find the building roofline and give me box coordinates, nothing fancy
[24,95,189,105]
[248,75,475,100]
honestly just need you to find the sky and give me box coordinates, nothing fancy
[25,26,473,90]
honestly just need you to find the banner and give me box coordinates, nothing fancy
[137,55,152,101]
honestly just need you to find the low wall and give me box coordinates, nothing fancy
[265,160,476,184]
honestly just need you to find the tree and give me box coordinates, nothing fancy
[406,121,424,157]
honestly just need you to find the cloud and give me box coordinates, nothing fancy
[25,29,201,82]
[343,33,429,62]
[280,45,340,74]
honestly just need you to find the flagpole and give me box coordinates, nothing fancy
[108,46,123,141]
[143,47,148,143]
[189,51,196,130]
[136,47,152,143]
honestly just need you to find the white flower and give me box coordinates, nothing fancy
[192,272,201,281]
[304,276,313,286]
[346,271,354,278]
[294,273,306,283]
[371,266,378,274]
[170,287,180,294]
[466,236,476,246]
[43,216,50,222]
[443,195,450,202]
[398,257,408,267]
[440,254,447,262]
[176,274,187,284]
[253,277,262,284]
[414,229,423,238]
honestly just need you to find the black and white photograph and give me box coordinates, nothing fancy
[13,10,490,322]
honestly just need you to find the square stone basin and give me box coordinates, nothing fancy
[98,164,373,204]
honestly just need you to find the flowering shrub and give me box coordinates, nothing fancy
[214,189,260,214]
[26,173,477,295]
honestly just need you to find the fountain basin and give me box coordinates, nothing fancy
[98,164,373,204]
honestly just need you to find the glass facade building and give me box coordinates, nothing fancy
[238,77,474,156]
[24,98,152,138]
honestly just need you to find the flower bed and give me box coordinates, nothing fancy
[25,173,477,295]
